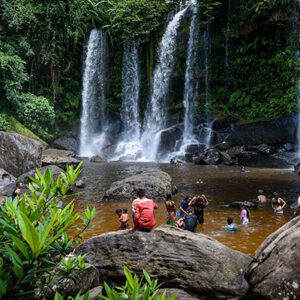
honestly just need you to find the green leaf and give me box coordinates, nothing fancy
[11,235,31,260]
[16,211,39,255]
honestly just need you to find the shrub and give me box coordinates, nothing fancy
[0,162,96,299]
[17,92,55,139]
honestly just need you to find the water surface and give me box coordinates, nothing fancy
[73,161,299,257]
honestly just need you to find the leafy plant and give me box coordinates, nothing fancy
[0,162,96,299]
[100,266,178,300]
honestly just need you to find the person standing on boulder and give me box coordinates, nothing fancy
[133,189,158,231]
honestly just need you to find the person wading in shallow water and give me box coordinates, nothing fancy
[133,189,158,232]
[12,182,23,199]
[189,194,208,225]
[165,194,176,226]
[272,192,286,214]
[294,191,300,216]
[257,189,267,204]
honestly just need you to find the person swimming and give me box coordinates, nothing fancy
[257,189,267,204]
[225,216,237,231]
[240,205,250,225]
[196,178,203,184]
[272,192,286,214]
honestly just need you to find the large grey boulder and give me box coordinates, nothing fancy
[0,168,16,190]
[157,288,197,300]
[0,132,43,177]
[103,170,177,202]
[246,216,300,299]
[76,226,251,298]
[52,136,78,153]
[42,149,80,169]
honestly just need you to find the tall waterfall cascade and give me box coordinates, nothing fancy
[79,30,108,157]
[181,0,200,149]
[140,4,188,161]
[112,42,142,161]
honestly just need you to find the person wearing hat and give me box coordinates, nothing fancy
[257,189,267,204]
[272,192,286,214]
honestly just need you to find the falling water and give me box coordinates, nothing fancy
[141,5,188,160]
[79,30,107,157]
[181,0,200,149]
[203,24,213,148]
[112,42,142,160]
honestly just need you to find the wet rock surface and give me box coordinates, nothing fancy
[42,149,80,169]
[0,132,43,177]
[103,170,177,202]
[0,168,16,190]
[246,216,300,299]
[157,288,197,299]
[90,155,105,162]
[76,225,251,298]
[228,201,257,209]
[52,136,78,153]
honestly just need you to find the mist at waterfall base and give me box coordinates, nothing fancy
[78,4,226,162]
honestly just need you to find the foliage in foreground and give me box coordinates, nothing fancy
[54,266,178,300]
[0,162,96,299]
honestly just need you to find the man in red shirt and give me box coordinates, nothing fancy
[133,189,158,231]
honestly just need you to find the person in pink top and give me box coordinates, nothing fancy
[240,205,250,225]
[133,189,158,231]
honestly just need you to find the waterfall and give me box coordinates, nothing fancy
[112,42,142,161]
[181,0,200,150]
[79,29,107,157]
[202,24,213,148]
[141,5,188,160]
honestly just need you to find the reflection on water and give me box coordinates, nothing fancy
[72,160,299,257]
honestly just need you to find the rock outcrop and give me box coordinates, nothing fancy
[76,225,251,298]
[103,170,177,202]
[0,168,16,190]
[42,149,80,169]
[246,216,300,299]
[52,136,78,153]
[0,132,43,177]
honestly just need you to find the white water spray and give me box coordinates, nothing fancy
[141,5,188,160]
[79,30,107,157]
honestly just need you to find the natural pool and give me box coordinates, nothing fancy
[72,160,299,257]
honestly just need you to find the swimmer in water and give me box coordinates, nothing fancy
[240,166,250,173]
[257,189,267,204]
[196,178,203,184]
[272,192,286,214]
[225,216,237,231]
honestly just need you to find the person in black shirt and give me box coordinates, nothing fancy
[12,182,23,199]
[182,207,197,232]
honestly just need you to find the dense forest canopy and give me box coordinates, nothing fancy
[0,0,299,141]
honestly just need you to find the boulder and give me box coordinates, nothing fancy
[185,143,206,156]
[219,151,234,165]
[80,286,103,300]
[0,168,16,190]
[17,165,64,184]
[228,201,257,209]
[37,264,100,299]
[203,149,222,165]
[214,142,232,151]
[0,132,43,177]
[158,125,183,157]
[42,149,80,169]
[226,146,245,158]
[52,136,78,153]
[90,155,105,163]
[246,216,300,299]
[103,170,177,202]
[157,288,197,300]
[75,179,85,188]
[257,144,275,155]
[76,226,250,298]
[225,114,297,146]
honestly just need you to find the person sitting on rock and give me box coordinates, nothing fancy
[225,216,237,232]
[165,194,176,226]
[183,207,197,232]
[133,189,158,232]
[257,189,267,204]
[116,208,129,229]
[12,182,23,199]
[131,196,141,222]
